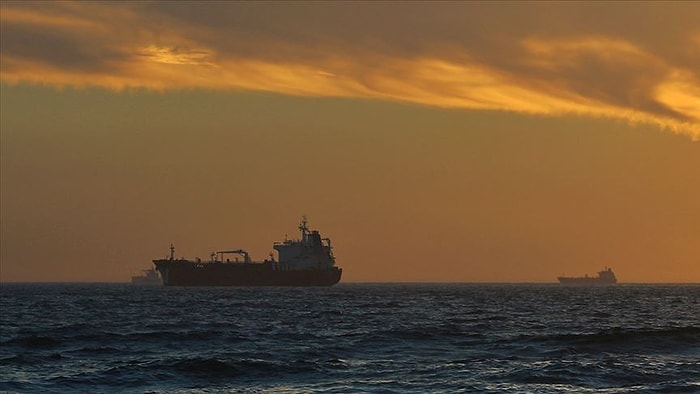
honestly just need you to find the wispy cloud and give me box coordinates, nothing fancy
[137,45,215,66]
[1,1,698,138]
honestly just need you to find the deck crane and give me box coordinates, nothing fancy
[215,249,252,263]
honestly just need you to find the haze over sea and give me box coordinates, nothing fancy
[1,283,698,393]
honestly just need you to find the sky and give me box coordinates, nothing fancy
[1,1,699,283]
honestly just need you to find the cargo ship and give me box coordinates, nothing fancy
[558,267,617,285]
[153,217,342,286]
[131,268,161,285]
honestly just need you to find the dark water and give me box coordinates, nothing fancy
[1,283,699,393]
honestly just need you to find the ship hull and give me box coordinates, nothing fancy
[557,277,616,285]
[154,260,342,287]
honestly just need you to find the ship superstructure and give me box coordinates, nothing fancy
[153,217,341,286]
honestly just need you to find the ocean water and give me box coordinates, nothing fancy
[1,283,698,393]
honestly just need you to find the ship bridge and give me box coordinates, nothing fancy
[273,217,335,270]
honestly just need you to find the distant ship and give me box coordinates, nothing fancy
[558,267,617,285]
[131,268,162,285]
[153,217,342,286]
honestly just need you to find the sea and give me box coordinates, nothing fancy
[1,283,698,393]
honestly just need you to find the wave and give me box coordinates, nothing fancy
[141,356,321,380]
[3,284,699,393]
[2,335,62,348]
[521,326,700,353]
[1,329,247,349]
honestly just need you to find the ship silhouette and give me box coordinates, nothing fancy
[153,217,341,286]
[558,267,617,285]
[131,268,161,285]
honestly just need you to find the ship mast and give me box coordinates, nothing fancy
[299,215,309,242]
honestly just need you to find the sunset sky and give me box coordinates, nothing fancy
[1,1,699,283]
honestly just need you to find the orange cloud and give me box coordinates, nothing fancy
[137,45,216,66]
[1,1,699,139]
